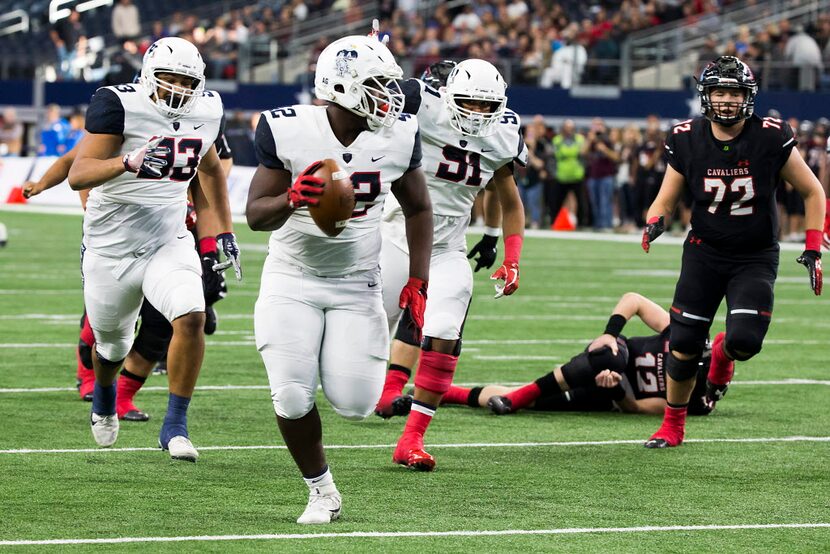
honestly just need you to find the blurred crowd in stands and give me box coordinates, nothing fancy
[3,103,825,241]
[35,0,830,90]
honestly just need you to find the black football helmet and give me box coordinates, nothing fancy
[696,56,758,126]
[421,60,457,89]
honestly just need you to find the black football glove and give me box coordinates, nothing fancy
[201,251,228,305]
[467,233,498,272]
[641,215,665,253]
[796,249,822,295]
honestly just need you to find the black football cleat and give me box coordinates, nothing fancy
[375,394,413,419]
[644,438,672,449]
[120,409,150,422]
[705,380,729,404]
[487,395,513,415]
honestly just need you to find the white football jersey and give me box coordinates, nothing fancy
[82,84,224,257]
[383,79,527,253]
[255,104,421,277]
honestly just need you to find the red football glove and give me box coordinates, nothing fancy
[491,261,519,298]
[399,277,428,342]
[641,215,665,253]
[822,199,830,250]
[287,161,325,209]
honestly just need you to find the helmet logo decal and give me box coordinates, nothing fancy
[335,49,358,77]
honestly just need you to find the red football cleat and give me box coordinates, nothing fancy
[374,393,412,419]
[393,444,435,471]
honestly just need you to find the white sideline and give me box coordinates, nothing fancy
[0,523,828,546]
[1,436,828,455]
[1,379,829,395]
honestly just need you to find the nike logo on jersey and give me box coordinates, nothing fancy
[368,282,379,288]
[481,148,493,153]
[371,156,385,162]
[194,123,205,130]
[177,234,188,239]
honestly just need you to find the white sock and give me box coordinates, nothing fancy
[303,466,337,495]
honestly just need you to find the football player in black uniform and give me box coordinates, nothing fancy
[641,56,826,448]
[441,292,715,417]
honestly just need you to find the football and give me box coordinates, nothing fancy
[307,159,356,237]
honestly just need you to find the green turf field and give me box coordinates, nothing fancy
[0,209,828,552]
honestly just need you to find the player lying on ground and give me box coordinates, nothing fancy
[23,131,233,420]
[375,56,527,472]
[441,292,717,417]
[641,56,825,448]
[246,35,432,523]
[67,37,240,461]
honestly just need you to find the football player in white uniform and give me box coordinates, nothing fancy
[68,37,240,462]
[246,35,432,524]
[376,59,528,471]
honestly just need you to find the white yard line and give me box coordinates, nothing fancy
[1,379,828,395]
[1,436,828,456]
[0,522,828,546]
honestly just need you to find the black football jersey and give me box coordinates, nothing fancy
[623,328,670,400]
[664,114,796,252]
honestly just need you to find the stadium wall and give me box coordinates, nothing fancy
[3,81,830,121]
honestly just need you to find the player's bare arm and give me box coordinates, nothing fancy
[781,146,826,294]
[391,167,433,282]
[23,139,82,198]
[492,164,524,238]
[67,133,126,190]
[589,292,670,354]
[246,166,293,231]
[642,164,685,252]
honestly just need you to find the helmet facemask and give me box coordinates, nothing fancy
[143,70,204,120]
[445,93,506,137]
[349,74,405,131]
[697,56,757,127]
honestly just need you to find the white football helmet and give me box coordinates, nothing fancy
[140,37,206,119]
[314,35,404,131]
[444,59,507,137]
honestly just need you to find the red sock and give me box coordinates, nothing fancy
[116,370,146,416]
[381,365,410,398]
[442,385,471,405]
[650,404,687,446]
[708,332,734,386]
[505,382,542,410]
[400,402,434,447]
[79,312,94,346]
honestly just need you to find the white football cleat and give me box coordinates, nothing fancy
[297,487,341,524]
[164,436,199,463]
[90,412,119,447]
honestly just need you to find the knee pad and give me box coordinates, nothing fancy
[94,349,125,368]
[587,340,629,374]
[668,321,708,356]
[133,319,173,363]
[413,350,458,395]
[666,351,702,381]
[93,330,133,363]
[560,342,628,389]
[422,336,462,357]
[332,401,374,421]
[725,326,766,361]
[271,383,315,420]
[394,308,421,347]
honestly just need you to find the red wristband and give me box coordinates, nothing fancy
[199,236,217,254]
[503,234,523,265]
[805,229,822,252]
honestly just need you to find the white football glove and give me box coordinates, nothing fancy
[122,137,170,178]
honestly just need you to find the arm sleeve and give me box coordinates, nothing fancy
[401,78,423,115]
[407,129,422,172]
[84,88,125,135]
[254,113,285,170]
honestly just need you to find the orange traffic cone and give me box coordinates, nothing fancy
[551,207,575,231]
[6,186,26,204]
